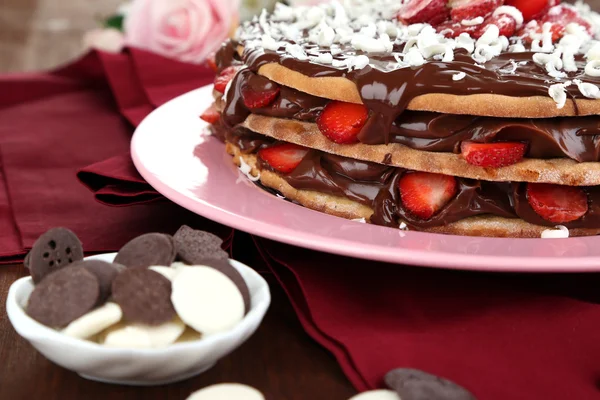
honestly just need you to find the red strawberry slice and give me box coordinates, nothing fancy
[200,104,220,124]
[449,0,502,23]
[473,14,517,38]
[437,20,478,37]
[241,77,280,109]
[517,21,563,43]
[518,5,592,42]
[258,143,309,174]
[461,141,526,168]
[398,172,458,220]
[526,183,588,224]
[317,101,369,144]
[505,0,558,22]
[397,0,450,26]
[214,66,239,94]
[542,4,592,33]
[207,53,218,73]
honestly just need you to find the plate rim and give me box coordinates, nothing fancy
[131,85,600,273]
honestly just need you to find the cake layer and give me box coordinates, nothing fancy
[252,59,600,118]
[226,142,600,238]
[222,0,600,120]
[239,113,600,186]
[222,68,600,162]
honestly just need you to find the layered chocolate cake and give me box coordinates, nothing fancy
[202,0,600,238]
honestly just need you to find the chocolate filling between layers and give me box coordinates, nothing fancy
[226,127,600,230]
[220,64,600,163]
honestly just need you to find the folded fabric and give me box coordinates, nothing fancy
[0,48,231,258]
[77,153,160,206]
[256,238,600,400]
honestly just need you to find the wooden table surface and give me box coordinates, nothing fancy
[3,0,600,399]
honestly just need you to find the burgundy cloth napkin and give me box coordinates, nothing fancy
[256,238,600,399]
[0,49,231,259]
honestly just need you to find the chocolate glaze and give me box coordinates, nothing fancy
[226,128,600,230]
[225,126,274,153]
[240,41,600,142]
[224,66,600,162]
[214,35,600,229]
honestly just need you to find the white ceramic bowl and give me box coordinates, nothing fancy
[6,253,271,386]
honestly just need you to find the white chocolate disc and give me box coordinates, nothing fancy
[149,266,178,281]
[171,266,244,335]
[103,318,186,348]
[61,302,122,339]
[186,383,265,400]
[349,390,401,400]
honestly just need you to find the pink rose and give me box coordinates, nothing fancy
[124,0,239,64]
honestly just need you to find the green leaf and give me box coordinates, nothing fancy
[104,14,125,31]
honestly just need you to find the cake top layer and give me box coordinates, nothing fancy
[233,0,600,111]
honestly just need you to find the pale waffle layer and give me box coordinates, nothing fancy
[240,113,600,186]
[226,142,600,238]
[255,61,600,118]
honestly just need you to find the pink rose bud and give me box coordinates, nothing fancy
[124,0,240,64]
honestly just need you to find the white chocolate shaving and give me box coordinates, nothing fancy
[452,72,466,81]
[461,17,484,26]
[585,60,600,76]
[548,81,572,109]
[493,6,524,28]
[541,225,570,239]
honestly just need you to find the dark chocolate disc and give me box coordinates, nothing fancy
[24,252,31,269]
[111,268,175,325]
[173,225,228,264]
[114,233,176,268]
[385,368,475,400]
[28,227,84,283]
[69,260,121,305]
[26,267,100,328]
[203,259,251,313]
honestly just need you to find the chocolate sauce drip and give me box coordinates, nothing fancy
[243,129,600,230]
[225,126,274,153]
[223,62,600,162]
[214,41,242,72]
[234,38,600,145]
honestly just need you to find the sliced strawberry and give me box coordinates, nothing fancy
[200,104,220,124]
[241,77,280,109]
[398,172,458,220]
[519,5,592,42]
[526,183,588,224]
[258,143,309,174]
[207,53,218,72]
[397,0,450,26]
[214,66,239,94]
[517,20,563,43]
[437,20,479,37]
[530,0,560,21]
[505,0,558,22]
[449,0,503,23]
[461,141,526,168]
[316,101,369,144]
[473,14,517,38]
[542,5,592,33]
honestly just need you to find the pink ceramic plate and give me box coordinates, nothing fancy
[131,85,600,273]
